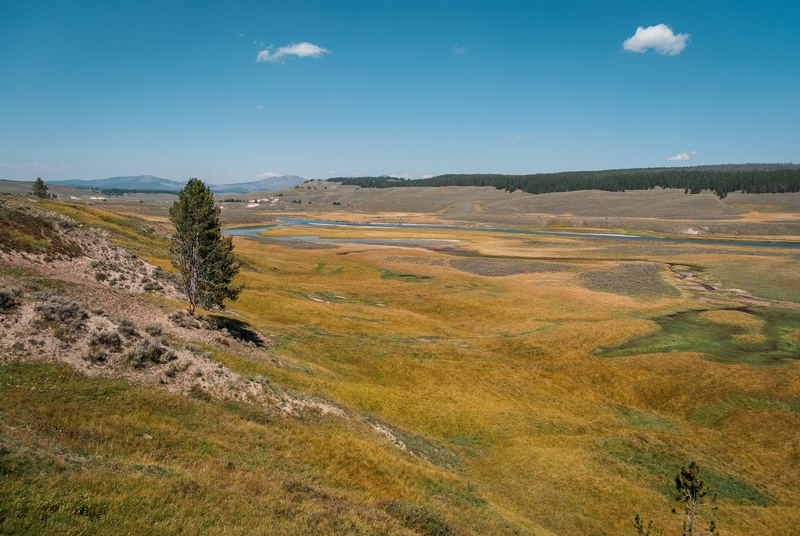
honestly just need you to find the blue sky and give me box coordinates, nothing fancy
[1,1,798,184]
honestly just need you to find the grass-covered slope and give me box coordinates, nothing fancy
[0,197,522,535]
[0,360,502,535]
[0,194,84,260]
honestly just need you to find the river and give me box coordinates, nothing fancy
[223,217,800,250]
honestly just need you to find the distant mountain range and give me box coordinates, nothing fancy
[51,175,185,191]
[50,175,307,194]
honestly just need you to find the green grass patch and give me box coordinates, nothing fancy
[704,259,800,303]
[605,438,771,506]
[615,408,676,432]
[315,262,344,275]
[428,481,487,508]
[382,499,456,536]
[690,395,800,426]
[596,307,800,366]
[0,265,33,277]
[380,269,435,282]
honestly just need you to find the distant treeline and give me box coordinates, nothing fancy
[328,165,800,199]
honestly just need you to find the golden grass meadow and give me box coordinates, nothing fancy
[1,189,800,535]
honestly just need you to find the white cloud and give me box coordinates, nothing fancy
[691,150,698,155]
[510,134,522,141]
[257,42,330,63]
[422,174,434,179]
[253,105,263,110]
[623,24,689,56]
[668,151,691,161]
[256,172,281,179]
[452,45,467,54]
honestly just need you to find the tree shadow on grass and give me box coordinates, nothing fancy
[207,315,267,348]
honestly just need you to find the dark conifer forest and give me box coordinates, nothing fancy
[328,164,800,199]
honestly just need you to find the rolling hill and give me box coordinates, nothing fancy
[210,175,306,194]
[48,174,307,194]
[51,175,185,191]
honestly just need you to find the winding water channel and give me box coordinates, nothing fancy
[223,217,800,249]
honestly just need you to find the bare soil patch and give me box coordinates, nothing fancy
[449,258,571,277]
[579,263,680,298]
[387,255,571,276]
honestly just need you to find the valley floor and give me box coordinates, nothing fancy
[1,190,799,535]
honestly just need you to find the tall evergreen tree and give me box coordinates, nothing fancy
[32,177,48,198]
[169,178,241,314]
[632,461,721,536]
[675,462,719,536]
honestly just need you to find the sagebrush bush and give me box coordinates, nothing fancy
[126,337,176,368]
[35,295,87,328]
[143,281,163,292]
[118,319,138,338]
[170,311,200,329]
[83,346,108,364]
[33,290,55,301]
[0,285,23,311]
[184,343,202,354]
[144,324,163,336]
[24,282,41,292]
[90,331,122,352]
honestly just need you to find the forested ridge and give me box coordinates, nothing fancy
[328,164,800,199]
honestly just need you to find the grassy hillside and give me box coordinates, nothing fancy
[2,195,800,534]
